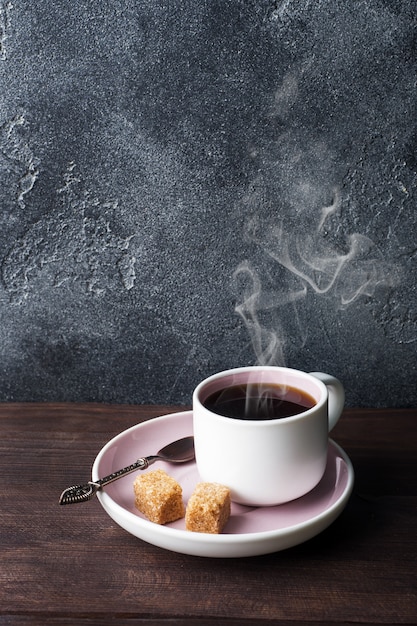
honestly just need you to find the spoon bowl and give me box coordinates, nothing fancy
[146,436,195,465]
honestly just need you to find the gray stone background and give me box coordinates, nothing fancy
[0,1,416,407]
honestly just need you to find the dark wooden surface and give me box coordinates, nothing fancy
[1,403,416,626]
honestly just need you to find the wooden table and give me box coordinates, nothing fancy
[1,404,416,625]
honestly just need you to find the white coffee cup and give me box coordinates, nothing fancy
[192,366,345,506]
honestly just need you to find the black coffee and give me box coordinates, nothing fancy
[203,383,316,420]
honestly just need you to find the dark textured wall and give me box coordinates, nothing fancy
[0,1,416,407]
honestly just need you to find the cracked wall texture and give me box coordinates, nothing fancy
[0,0,416,407]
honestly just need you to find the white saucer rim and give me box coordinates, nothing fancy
[93,410,354,546]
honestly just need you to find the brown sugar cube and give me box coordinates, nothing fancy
[185,482,231,534]
[133,469,184,525]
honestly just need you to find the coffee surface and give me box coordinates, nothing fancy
[204,383,316,420]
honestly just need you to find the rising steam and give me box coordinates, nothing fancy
[234,188,398,366]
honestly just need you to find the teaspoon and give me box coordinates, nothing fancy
[59,435,195,505]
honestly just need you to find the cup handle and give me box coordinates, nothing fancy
[309,372,345,431]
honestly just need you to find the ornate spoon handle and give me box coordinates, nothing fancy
[59,455,156,505]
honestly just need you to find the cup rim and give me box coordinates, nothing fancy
[193,365,328,424]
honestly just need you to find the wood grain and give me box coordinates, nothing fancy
[1,404,416,625]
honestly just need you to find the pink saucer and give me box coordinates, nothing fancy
[93,411,354,558]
